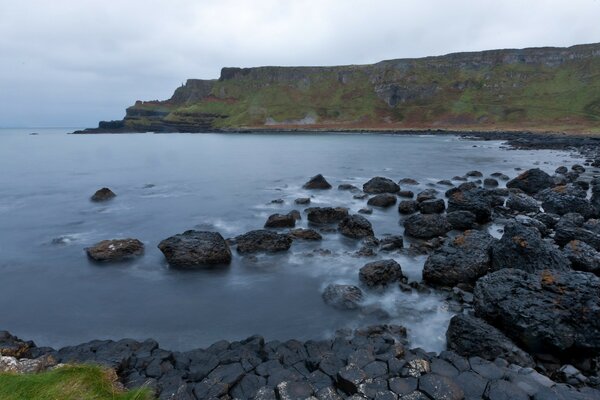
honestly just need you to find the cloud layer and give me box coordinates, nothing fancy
[1,0,599,127]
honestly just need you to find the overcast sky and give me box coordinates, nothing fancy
[1,0,599,127]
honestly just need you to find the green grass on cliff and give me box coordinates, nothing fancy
[0,365,153,400]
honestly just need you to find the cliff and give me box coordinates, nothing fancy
[78,43,600,133]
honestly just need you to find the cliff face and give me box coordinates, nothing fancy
[83,43,600,133]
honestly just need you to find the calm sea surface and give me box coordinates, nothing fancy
[0,128,581,351]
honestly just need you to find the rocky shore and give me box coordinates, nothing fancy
[5,135,600,399]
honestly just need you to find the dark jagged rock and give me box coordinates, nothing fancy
[423,230,496,287]
[416,189,438,203]
[446,211,477,230]
[306,207,349,225]
[86,238,144,262]
[265,213,297,228]
[158,231,232,268]
[398,200,418,215]
[322,284,363,310]
[506,192,540,213]
[446,314,535,367]
[403,214,452,239]
[363,177,400,194]
[418,373,464,400]
[367,194,397,208]
[437,180,454,187]
[0,331,35,358]
[563,240,600,275]
[447,188,492,222]
[514,214,550,236]
[359,259,404,287]
[554,213,600,250]
[303,174,332,190]
[235,230,292,254]
[506,168,554,194]
[418,199,445,214]
[90,187,116,202]
[491,221,569,273]
[288,228,322,241]
[474,268,600,358]
[338,215,374,239]
[538,185,596,218]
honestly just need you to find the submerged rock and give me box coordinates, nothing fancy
[306,207,349,225]
[90,187,116,202]
[403,214,451,239]
[338,184,359,191]
[338,215,374,239]
[367,193,397,208]
[158,231,232,268]
[359,259,404,287]
[416,189,438,203]
[423,230,496,287]
[322,284,363,310]
[264,213,297,228]
[288,228,322,241]
[506,168,554,194]
[86,238,144,262]
[363,177,400,194]
[418,199,445,214]
[379,235,404,251]
[294,197,311,205]
[303,174,332,190]
[235,230,292,254]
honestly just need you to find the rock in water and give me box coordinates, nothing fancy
[474,268,600,357]
[447,188,492,223]
[338,214,374,239]
[418,199,445,214]
[506,168,554,194]
[303,174,332,190]
[359,259,403,287]
[423,230,496,287]
[363,177,400,194]
[398,200,418,215]
[491,221,569,272]
[158,230,232,268]
[235,230,292,254]
[446,314,535,367]
[322,284,363,310]
[90,187,116,202]
[306,207,349,225]
[367,193,397,208]
[86,239,144,262]
[403,214,451,239]
[264,213,296,228]
[288,228,322,241]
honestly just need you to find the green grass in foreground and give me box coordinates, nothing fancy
[0,365,153,400]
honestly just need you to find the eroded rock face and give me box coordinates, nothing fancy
[235,230,292,254]
[446,314,535,367]
[91,187,116,202]
[491,221,569,273]
[423,230,496,287]
[474,268,600,357]
[363,177,400,194]
[303,174,332,190]
[86,239,144,262]
[338,215,374,239]
[398,200,418,215]
[306,207,349,225]
[359,259,404,287]
[322,284,363,310]
[506,168,554,194]
[158,231,232,268]
[403,214,451,239]
[447,188,492,223]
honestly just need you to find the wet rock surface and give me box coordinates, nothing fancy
[307,207,350,225]
[338,214,375,239]
[367,194,398,208]
[359,259,404,287]
[322,284,363,310]
[235,230,293,254]
[158,231,232,268]
[403,214,451,239]
[363,177,400,194]
[303,174,332,190]
[86,238,144,262]
[506,168,555,194]
[90,187,116,202]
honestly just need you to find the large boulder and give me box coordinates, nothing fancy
[506,192,539,213]
[418,199,445,214]
[554,213,600,250]
[359,259,404,287]
[446,211,477,231]
[338,215,374,239]
[506,168,554,194]
[367,194,397,208]
[322,284,363,310]
[303,174,332,190]
[403,214,452,239]
[90,187,116,202]
[423,230,496,287]
[447,188,492,223]
[86,239,144,262]
[446,314,534,367]
[158,231,232,268]
[474,268,600,357]
[306,207,349,225]
[563,240,600,275]
[398,200,418,215]
[363,177,400,194]
[264,213,296,228]
[491,221,569,273]
[235,230,292,254]
[537,185,596,219]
